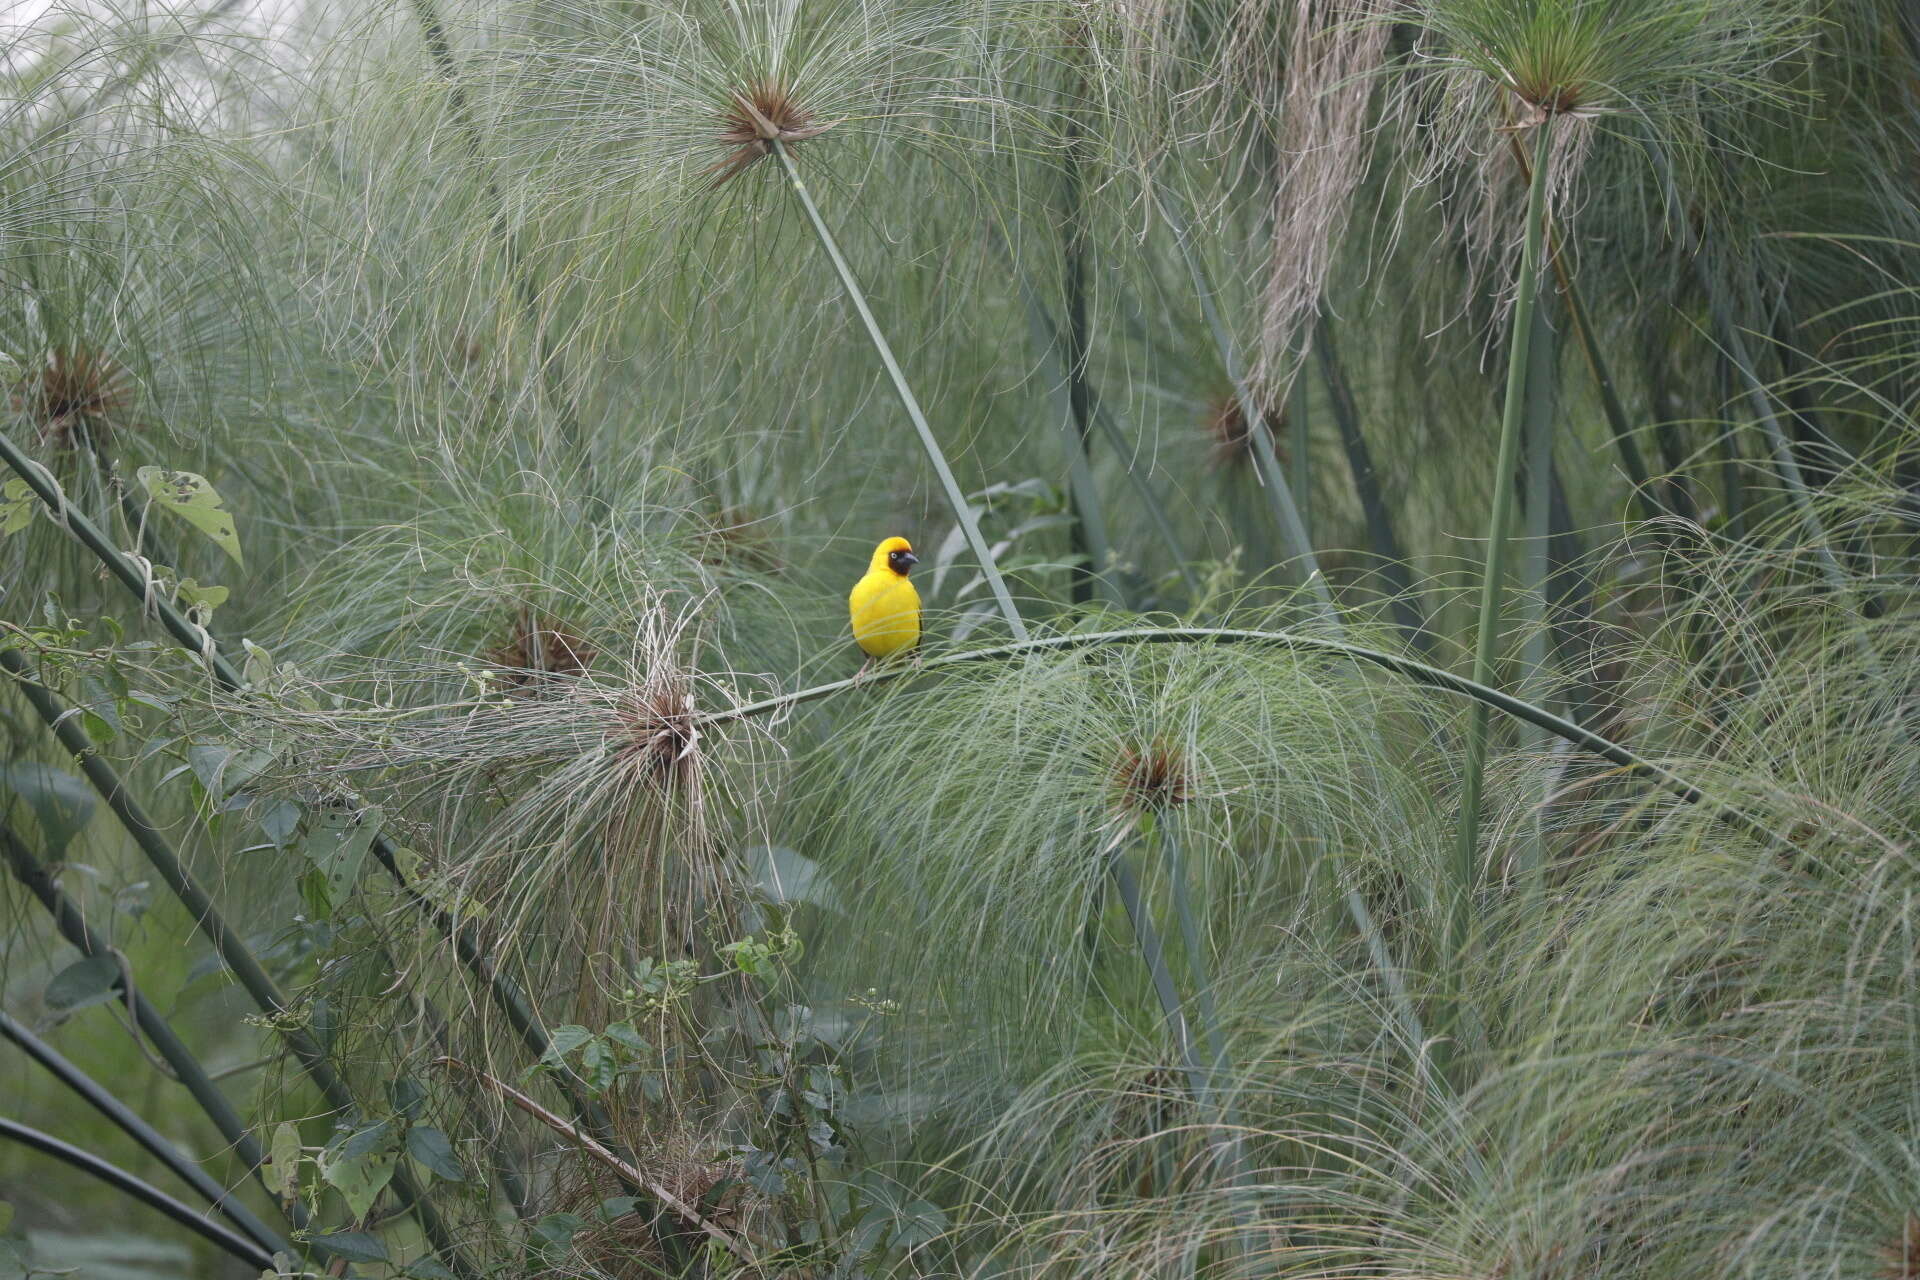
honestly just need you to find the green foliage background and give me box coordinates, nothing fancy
[2,0,1918,1274]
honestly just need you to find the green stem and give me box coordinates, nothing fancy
[697,626,1788,855]
[0,649,475,1277]
[1008,260,1200,597]
[1450,117,1554,962]
[1104,839,1258,1253]
[1313,316,1431,648]
[0,1007,291,1259]
[1018,278,1121,608]
[767,140,1027,641]
[0,431,647,1210]
[1154,187,1334,619]
[0,820,338,1254]
[0,1117,276,1270]
[1516,276,1559,884]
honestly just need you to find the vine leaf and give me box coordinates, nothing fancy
[136,466,244,567]
[1,762,96,857]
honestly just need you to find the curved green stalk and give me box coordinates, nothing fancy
[0,648,475,1277]
[0,1007,290,1259]
[766,139,1028,641]
[0,1118,276,1270]
[1451,117,1555,963]
[699,625,1787,855]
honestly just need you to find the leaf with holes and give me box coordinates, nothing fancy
[136,467,243,567]
[320,1125,397,1220]
[1,762,95,858]
[267,1123,301,1202]
[298,807,381,915]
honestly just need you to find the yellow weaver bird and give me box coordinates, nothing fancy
[849,535,920,670]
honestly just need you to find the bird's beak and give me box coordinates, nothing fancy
[899,551,919,568]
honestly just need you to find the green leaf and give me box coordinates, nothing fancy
[136,466,244,567]
[297,807,381,915]
[267,1122,302,1201]
[747,845,842,912]
[188,744,275,805]
[305,1231,389,1263]
[1,762,96,857]
[0,478,33,536]
[320,1131,396,1220]
[530,1212,587,1252]
[596,1196,640,1222]
[604,1021,649,1056]
[404,1126,465,1183]
[44,953,119,1012]
[402,1259,458,1280]
[259,800,301,847]
[579,1037,618,1094]
[175,578,230,614]
[389,1077,427,1120]
[544,1024,592,1061]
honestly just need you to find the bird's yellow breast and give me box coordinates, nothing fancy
[850,569,920,658]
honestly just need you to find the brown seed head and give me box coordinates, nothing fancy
[1112,738,1196,815]
[705,80,834,187]
[1204,393,1285,471]
[487,610,596,692]
[613,683,700,788]
[14,346,133,450]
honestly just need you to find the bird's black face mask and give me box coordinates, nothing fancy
[888,549,918,575]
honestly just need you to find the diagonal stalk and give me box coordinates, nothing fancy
[0,1007,291,1259]
[0,648,475,1277]
[1007,258,1200,596]
[0,1118,276,1270]
[0,433,656,1218]
[1450,117,1554,964]
[766,139,1027,640]
[0,820,338,1257]
[1155,187,1334,620]
[1313,316,1431,648]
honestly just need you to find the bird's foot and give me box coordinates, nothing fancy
[852,658,871,686]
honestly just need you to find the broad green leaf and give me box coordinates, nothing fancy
[175,578,229,614]
[544,1024,593,1060]
[747,844,842,912]
[258,799,301,847]
[1,762,96,857]
[0,479,32,536]
[297,807,381,915]
[403,1259,457,1280]
[267,1123,301,1201]
[305,1231,389,1263]
[404,1126,465,1183]
[320,1126,396,1220]
[136,466,243,566]
[44,953,119,1012]
[188,744,275,805]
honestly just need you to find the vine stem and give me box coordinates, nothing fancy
[767,138,1028,641]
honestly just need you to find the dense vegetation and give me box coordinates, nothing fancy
[2,0,1918,1274]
